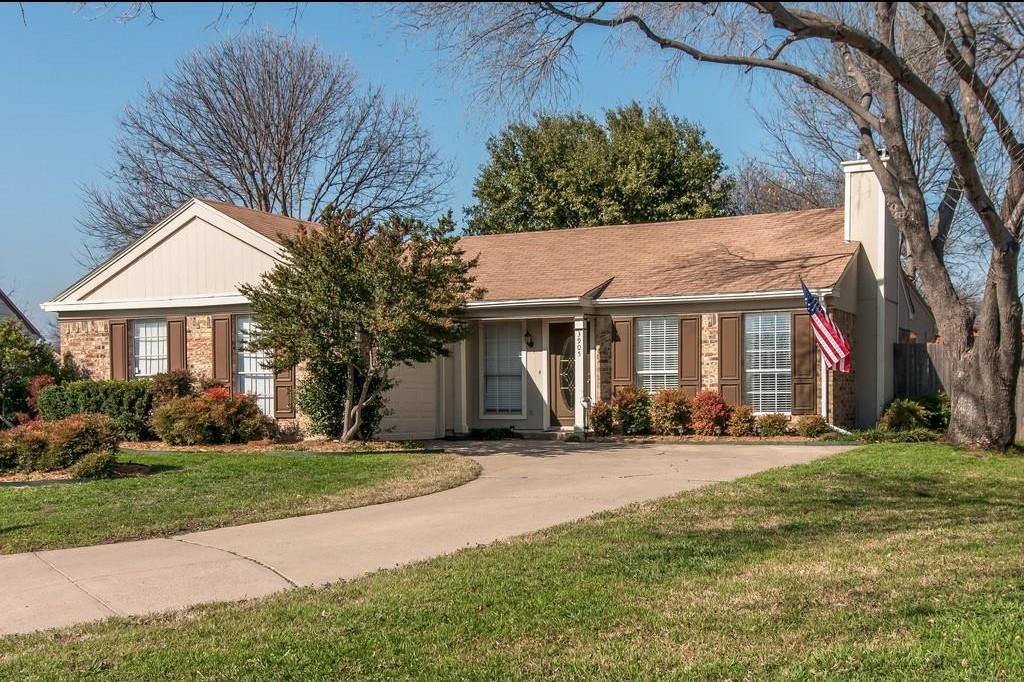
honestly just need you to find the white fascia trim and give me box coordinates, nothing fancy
[593,288,830,305]
[42,293,249,313]
[465,297,582,309]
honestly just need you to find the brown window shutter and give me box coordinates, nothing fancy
[274,365,296,419]
[610,317,633,394]
[167,317,187,372]
[718,313,742,405]
[211,315,233,387]
[109,319,128,380]
[678,316,701,397]
[791,312,816,414]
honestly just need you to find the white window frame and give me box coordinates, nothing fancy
[131,318,167,378]
[234,314,275,417]
[743,311,793,414]
[478,320,527,419]
[634,317,679,392]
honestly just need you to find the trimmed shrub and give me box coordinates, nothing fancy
[0,414,118,474]
[795,414,830,438]
[588,399,616,436]
[71,449,118,479]
[153,391,267,445]
[691,390,730,436]
[727,404,756,437]
[917,391,951,431]
[756,413,791,437]
[879,398,930,431]
[610,387,652,435]
[650,388,691,435]
[37,380,152,440]
[150,369,197,406]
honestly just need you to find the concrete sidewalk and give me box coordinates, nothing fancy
[0,441,851,636]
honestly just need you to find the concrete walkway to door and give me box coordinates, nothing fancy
[0,441,852,636]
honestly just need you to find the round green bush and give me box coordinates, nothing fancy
[756,413,791,437]
[610,387,652,435]
[795,414,830,438]
[879,398,930,431]
[71,449,118,479]
[37,380,152,440]
[650,388,692,435]
[728,405,756,436]
[917,392,951,431]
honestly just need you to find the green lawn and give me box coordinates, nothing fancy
[2,444,1023,680]
[0,450,480,554]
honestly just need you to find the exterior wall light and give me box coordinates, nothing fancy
[524,330,534,348]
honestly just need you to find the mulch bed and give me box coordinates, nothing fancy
[120,438,425,454]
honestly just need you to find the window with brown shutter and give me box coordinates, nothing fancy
[610,317,633,394]
[678,315,701,397]
[791,312,817,414]
[718,313,742,405]
[109,319,128,380]
[274,366,296,419]
[167,317,187,372]
[211,314,233,387]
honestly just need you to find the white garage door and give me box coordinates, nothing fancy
[377,359,441,440]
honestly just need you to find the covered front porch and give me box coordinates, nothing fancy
[444,312,603,436]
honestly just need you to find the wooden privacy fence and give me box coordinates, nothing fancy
[894,342,1024,439]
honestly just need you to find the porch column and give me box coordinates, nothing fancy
[574,317,587,430]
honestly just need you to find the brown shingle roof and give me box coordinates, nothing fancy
[199,199,314,242]
[458,208,857,301]
[201,199,857,302]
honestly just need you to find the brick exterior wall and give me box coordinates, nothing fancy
[593,315,614,401]
[827,309,856,427]
[700,313,719,391]
[185,314,214,380]
[60,319,111,379]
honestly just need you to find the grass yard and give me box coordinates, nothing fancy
[2,443,1023,680]
[0,450,480,554]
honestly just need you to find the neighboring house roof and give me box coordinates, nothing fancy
[0,288,42,339]
[197,199,314,243]
[457,208,858,302]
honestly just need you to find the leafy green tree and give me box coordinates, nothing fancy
[240,207,480,441]
[0,318,59,424]
[466,102,733,234]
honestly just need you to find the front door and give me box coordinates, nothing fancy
[549,323,575,426]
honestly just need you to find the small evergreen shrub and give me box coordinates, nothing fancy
[756,413,791,437]
[690,390,730,436]
[153,390,267,445]
[150,369,197,406]
[650,388,692,435]
[917,391,951,431]
[727,404,756,437]
[610,387,652,435]
[796,414,830,438]
[0,414,118,475]
[70,449,118,479]
[588,399,616,436]
[879,398,930,431]
[37,380,152,440]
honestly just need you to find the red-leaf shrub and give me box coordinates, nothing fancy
[150,369,197,406]
[588,400,615,436]
[728,404,756,437]
[650,388,692,435]
[26,374,55,415]
[153,391,266,445]
[690,390,731,435]
[0,414,118,476]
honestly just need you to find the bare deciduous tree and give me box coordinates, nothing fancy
[731,158,841,215]
[82,30,450,253]
[405,2,1024,448]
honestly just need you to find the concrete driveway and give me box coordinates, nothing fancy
[0,441,852,636]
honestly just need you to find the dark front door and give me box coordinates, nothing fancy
[549,323,575,426]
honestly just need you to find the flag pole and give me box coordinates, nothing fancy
[819,286,829,425]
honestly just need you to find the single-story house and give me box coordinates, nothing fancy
[43,159,934,437]
[1,288,42,341]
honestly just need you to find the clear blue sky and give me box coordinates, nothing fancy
[0,2,771,334]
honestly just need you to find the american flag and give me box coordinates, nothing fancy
[801,280,852,373]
